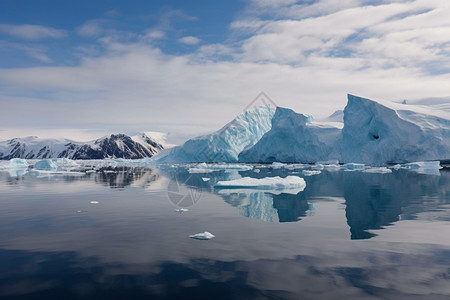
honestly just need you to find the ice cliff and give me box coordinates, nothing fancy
[156,105,275,163]
[239,107,342,163]
[240,94,450,164]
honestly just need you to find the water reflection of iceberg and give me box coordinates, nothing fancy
[218,190,310,223]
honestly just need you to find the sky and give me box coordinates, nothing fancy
[1,0,450,144]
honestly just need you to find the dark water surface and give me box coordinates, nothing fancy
[0,163,450,299]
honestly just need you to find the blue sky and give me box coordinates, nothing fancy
[1,0,450,143]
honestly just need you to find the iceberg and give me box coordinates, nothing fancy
[341,95,450,164]
[239,107,342,163]
[238,94,450,165]
[189,232,215,240]
[34,159,58,171]
[155,105,275,163]
[215,176,306,191]
[6,158,29,177]
[8,158,29,169]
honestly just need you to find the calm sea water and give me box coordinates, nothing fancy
[0,163,450,299]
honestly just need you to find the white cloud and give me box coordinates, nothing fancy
[178,36,200,45]
[141,29,166,41]
[0,24,66,40]
[76,20,105,37]
[1,1,450,144]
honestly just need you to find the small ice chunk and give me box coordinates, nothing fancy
[175,208,189,213]
[90,201,100,204]
[8,158,29,169]
[188,168,213,174]
[311,164,324,170]
[403,161,442,175]
[34,159,58,171]
[271,162,285,169]
[253,169,261,173]
[202,177,210,182]
[343,163,365,171]
[392,164,402,170]
[323,164,341,171]
[189,232,215,240]
[302,170,321,176]
[215,176,306,191]
[363,167,392,174]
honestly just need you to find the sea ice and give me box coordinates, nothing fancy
[402,161,442,175]
[8,158,29,169]
[175,208,189,213]
[34,159,58,171]
[363,167,393,174]
[189,232,215,240]
[302,170,322,176]
[215,176,306,191]
[202,177,210,182]
[343,163,365,171]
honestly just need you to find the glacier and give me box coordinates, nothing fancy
[154,105,275,163]
[239,94,450,165]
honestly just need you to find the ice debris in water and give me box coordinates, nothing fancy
[175,208,189,213]
[189,232,215,240]
[363,167,392,174]
[34,159,58,171]
[202,178,210,182]
[402,161,442,176]
[215,176,306,191]
[302,170,321,176]
[90,201,100,204]
[343,163,365,171]
[8,158,29,169]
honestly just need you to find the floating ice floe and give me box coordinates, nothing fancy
[253,169,261,173]
[217,187,305,195]
[189,232,215,240]
[302,170,322,176]
[34,159,58,171]
[363,167,393,174]
[8,158,29,169]
[201,177,210,182]
[271,162,285,169]
[343,163,365,171]
[175,208,189,213]
[323,164,341,171]
[284,163,308,170]
[188,168,214,174]
[402,161,442,176]
[6,158,29,177]
[215,176,306,191]
[90,201,100,204]
[311,164,324,170]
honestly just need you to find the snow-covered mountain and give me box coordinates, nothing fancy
[155,105,275,163]
[0,133,164,160]
[240,94,450,164]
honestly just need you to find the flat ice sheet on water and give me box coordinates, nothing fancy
[363,167,392,174]
[189,232,215,240]
[402,161,442,176]
[215,176,306,192]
